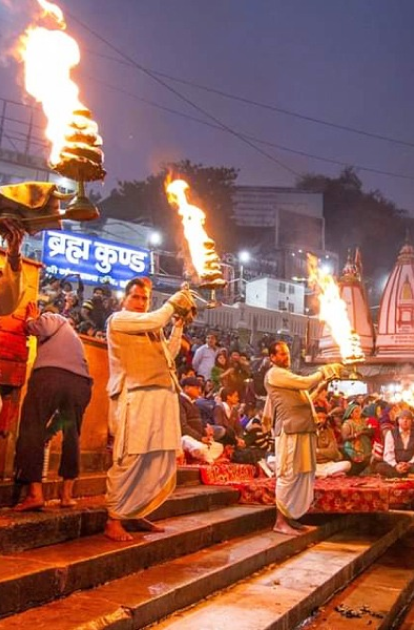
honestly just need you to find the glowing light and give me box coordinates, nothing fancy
[166,179,223,286]
[37,0,65,26]
[16,0,101,172]
[148,231,162,247]
[238,251,250,264]
[308,253,364,364]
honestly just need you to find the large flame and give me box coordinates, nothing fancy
[37,0,65,27]
[308,253,364,363]
[17,1,85,166]
[166,179,223,285]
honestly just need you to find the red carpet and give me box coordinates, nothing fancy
[198,463,414,513]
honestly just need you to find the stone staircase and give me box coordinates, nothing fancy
[0,468,413,629]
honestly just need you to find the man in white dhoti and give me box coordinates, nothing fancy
[264,341,343,536]
[105,277,196,541]
[0,219,24,317]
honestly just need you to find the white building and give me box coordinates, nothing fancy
[245,277,304,314]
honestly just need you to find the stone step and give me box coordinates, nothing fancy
[147,511,414,630]
[0,465,202,508]
[0,502,277,620]
[0,484,239,554]
[301,525,414,629]
[398,590,414,629]
[0,512,355,629]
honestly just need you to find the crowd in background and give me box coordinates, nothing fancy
[39,273,121,339]
[38,273,414,479]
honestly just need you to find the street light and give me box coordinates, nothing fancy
[238,251,251,298]
[148,231,162,248]
[147,231,163,275]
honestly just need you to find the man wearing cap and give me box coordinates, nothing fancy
[375,409,414,478]
[179,376,223,464]
[264,341,344,536]
[105,277,196,542]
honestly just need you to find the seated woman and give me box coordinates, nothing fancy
[362,400,388,465]
[375,409,414,478]
[315,407,351,478]
[327,406,345,453]
[210,349,228,392]
[213,387,258,464]
[342,403,373,475]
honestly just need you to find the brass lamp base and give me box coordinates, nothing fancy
[62,179,99,222]
[64,194,99,221]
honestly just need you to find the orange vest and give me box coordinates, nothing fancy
[0,313,28,387]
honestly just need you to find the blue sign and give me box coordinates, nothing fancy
[42,230,150,289]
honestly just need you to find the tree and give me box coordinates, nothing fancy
[99,160,239,253]
[296,167,408,291]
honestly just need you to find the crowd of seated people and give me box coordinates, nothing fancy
[34,283,414,478]
[316,393,413,479]
[176,329,414,478]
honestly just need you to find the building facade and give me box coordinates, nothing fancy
[232,185,338,281]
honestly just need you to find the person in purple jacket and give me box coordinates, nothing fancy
[13,302,93,511]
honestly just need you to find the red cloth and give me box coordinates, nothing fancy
[199,463,414,513]
[311,476,389,513]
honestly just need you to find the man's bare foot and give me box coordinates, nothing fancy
[287,518,312,531]
[14,497,45,512]
[134,517,165,533]
[104,519,133,542]
[60,480,77,508]
[273,513,301,536]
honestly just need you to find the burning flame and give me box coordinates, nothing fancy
[166,179,223,285]
[307,253,364,363]
[37,0,65,27]
[17,0,90,167]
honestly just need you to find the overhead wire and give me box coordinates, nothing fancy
[66,9,299,177]
[84,73,414,182]
[84,48,414,150]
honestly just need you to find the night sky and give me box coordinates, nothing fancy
[1,0,414,212]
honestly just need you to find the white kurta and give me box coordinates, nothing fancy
[107,303,182,458]
[106,302,182,521]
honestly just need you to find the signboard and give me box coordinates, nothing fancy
[42,230,150,289]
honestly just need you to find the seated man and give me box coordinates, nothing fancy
[179,377,223,464]
[375,409,414,478]
[315,406,351,478]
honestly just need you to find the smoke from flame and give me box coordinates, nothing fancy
[307,253,364,363]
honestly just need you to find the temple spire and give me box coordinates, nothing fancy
[376,239,414,357]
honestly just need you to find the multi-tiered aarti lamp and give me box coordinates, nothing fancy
[0,0,105,235]
[307,252,365,378]
[166,179,227,309]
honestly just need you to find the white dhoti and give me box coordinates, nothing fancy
[275,430,316,520]
[181,435,224,464]
[106,386,181,521]
[315,460,351,478]
[106,450,176,520]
